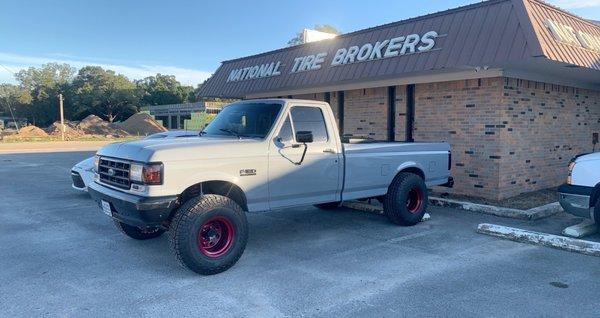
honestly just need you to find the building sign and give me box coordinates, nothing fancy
[227,61,282,82]
[545,19,600,53]
[227,30,440,82]
[330,31,438,66]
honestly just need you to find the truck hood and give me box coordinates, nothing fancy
[575,151,600,163]
[96,136,263,162]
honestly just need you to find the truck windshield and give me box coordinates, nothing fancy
[202,102,282,138]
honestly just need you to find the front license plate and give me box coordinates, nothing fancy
[101,200,112,217]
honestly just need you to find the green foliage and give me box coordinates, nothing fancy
[287,24,341,47]
[14,63,76,126]
[0,84,28,117]
[70,66,138,122]
[136,74,195,106]
[184,111,216,130]
[6,63,200,127]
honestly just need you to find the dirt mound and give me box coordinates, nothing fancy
[18,125,49,137]
[118,113,167,136]
[77,115,128,137]
[45,121,85,138]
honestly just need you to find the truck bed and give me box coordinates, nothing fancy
[342,142,451,201]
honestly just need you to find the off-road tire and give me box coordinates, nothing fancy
[383,172,428,226]
[314,202,342,210]
[169,194,248,275]
[113,221,165,240]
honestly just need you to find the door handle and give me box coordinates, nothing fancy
[323,148,336,154]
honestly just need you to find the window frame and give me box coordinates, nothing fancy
[287,105,329,143]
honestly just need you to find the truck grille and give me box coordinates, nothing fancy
[98,158,131,189]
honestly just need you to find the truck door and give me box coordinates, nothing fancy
[268,105,340,209]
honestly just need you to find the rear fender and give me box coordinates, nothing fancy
[395,161,426,179]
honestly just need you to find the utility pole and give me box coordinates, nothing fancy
[58,94,65,141]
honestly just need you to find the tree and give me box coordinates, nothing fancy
[14,63,75,126]
[136,74,195,106]
[70,66,138,122]
[287,24,341,47]
[0,84,28,120]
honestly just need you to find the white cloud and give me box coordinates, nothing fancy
[548,0,600,9]
[0,52,213,86]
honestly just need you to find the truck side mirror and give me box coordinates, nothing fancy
[296,131,313,143]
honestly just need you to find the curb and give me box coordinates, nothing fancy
[477,223,600,257]
[430,197,562,220]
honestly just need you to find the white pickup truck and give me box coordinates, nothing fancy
[88,99,452,274]
[559,151,600,227]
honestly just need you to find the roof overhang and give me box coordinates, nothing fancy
[199,0,600,99]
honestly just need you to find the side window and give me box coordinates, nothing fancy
[277,115,294,143]
[290,106,328,142]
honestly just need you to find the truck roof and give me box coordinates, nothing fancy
[237,98,329,104]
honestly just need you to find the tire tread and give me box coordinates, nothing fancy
[383,172,428,226]
[168,194,247,275]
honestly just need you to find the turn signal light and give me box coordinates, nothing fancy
[142,164,163,185]
[130,162,163,185]
[567,161,576,184]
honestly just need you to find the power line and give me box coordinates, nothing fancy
[0,63,21,131]
[0,63,16,75]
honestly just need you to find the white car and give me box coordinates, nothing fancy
[86,99,453,275]
[71,130,199,192]
[559,151,600,226]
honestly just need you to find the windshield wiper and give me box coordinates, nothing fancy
[218,128,261,139]
[219,128,243,139]
[198,130,207,136]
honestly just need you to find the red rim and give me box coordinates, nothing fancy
[197,216,235,257]
[406,187,424,214]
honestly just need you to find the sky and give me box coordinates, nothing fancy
[1,0,599,86]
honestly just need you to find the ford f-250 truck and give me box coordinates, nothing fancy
[88,99,452,275]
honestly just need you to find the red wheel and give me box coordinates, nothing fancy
[406,187,424,214]
[197,216,235,257]
[169,194,248,275]
[383,172,428,226]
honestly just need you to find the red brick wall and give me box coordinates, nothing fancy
[394,85,407,142]
[330,92,339,129]
[498,78,600,199]
[343,87,388,141]
[413,78,505,199]
[292,93,325,101]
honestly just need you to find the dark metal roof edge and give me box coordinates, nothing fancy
[220,0,511,64]
[197,64,223,97]
[205,67,502,99]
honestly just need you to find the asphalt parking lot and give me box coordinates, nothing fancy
[1,150,599,317]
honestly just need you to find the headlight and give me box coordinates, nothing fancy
[567,161,576,184]
[130,162,163,185]
[93,156,100,173]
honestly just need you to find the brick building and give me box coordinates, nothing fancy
[199,0,600,200]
